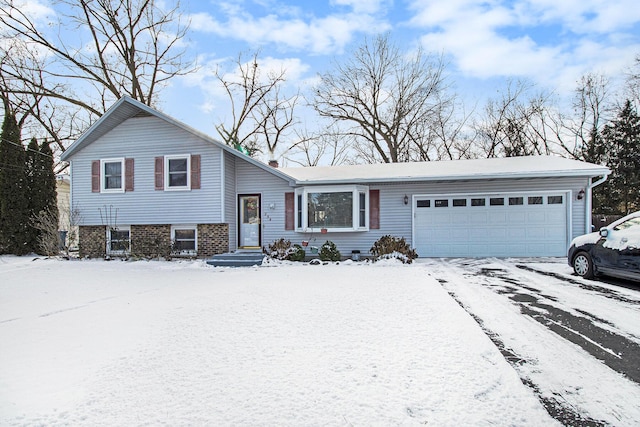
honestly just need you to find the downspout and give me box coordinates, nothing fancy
[220,150,225,223]
[585,174,608,233]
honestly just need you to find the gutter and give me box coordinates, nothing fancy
[290,169,611,186]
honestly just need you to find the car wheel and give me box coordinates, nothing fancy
[573,251,594,279]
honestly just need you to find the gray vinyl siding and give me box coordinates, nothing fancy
[70,116,224,226]
[271,176,590,257]
[235,161,293,249]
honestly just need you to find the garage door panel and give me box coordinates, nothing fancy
[507,211,527,222]
[489,212,507,222]
[508,228,526,238]
[415,192,567,257]
[470,212,489,224]
[527,211,547,223]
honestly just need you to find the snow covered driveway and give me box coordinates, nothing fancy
[424,257,640,426]
[0,257,553,426]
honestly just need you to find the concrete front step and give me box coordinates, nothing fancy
[206,252,265,267]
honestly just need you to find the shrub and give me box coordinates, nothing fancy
[131,235,172,260]
[370,235,417,264]
[319,240,341,261]
[288,244,305,261]
[267,238,292,260]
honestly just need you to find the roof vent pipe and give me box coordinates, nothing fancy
[268,160,278,168]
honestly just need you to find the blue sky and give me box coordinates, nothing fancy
[160,0,639,143]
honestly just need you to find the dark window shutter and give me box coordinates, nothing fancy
[285,192,295,230]
[154,157,164,190]
[369,189,380,229]
[125,158,134,192]
[91,160,100,192]
[191,154,201,190]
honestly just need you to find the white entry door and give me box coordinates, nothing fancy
[239,195,261,248]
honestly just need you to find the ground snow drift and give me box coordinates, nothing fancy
[1,257,554,425]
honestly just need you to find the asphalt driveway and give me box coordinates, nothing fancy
[420,257,640,426]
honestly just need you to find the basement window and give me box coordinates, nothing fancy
[172,225,197,255]
[107,226,130,256]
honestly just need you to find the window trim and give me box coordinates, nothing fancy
[164,154,191,191]
[295,185,369,232]
[171,225,198,255]
[106,225,130,256]
[100,158,125,193]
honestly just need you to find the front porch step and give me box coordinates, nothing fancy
[206,251,265,267]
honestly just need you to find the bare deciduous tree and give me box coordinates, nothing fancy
[215,51,299,160]
[0,0,195,154]
[284,127,351,167]
[474,79,555,158]
[555,73,612,161]
[313,34,454,163]
[626,55,640,106]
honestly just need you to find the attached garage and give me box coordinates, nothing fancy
[413,192,569,257]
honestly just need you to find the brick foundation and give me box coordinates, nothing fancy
[198,223,229,257]
[131,224,171,259]
[78,223,229,259]
[79,225,106,258]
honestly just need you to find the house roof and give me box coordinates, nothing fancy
[61,97,609,186]
[59,96,296,184]
[279,156,610,185]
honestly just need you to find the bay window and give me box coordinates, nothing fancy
[295,185,369,232]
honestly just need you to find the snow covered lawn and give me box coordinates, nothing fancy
[0,256,553,426]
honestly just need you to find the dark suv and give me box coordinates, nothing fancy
[568,211,640,282]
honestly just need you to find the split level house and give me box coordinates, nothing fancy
[60,96,610,259]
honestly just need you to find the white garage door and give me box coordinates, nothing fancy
[413,193,568,257]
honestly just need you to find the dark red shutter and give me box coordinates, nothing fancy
[91,160,100,192]
[125,158,134,192]
[285,192,294,230]
[369,189,380,229]
[191,154,201,190]
[154,157,164,190]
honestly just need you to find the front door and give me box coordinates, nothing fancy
[238,194,261,248]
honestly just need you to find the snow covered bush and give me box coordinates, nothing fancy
[319,240,341,261]
[289,244,306,261]
[267,238,292,260]
[370,235,417,264]
[30,207,61,256]
[267,239,307,262]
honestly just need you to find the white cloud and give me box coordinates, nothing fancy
[187,6,390,55]
[180,53,312,120]
[330,0,389,14]
[408,0,640,94]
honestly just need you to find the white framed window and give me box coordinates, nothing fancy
[172,225,197,255]
[295,185,369,232]
[107,226,130,255]
[165,155,190,190]
[101,158,125,193]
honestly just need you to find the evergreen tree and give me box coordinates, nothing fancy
[39,140,58,217]
[0,112,28,254]
[24,138,40,252]
[595,100,640,215]
[22,138,59,254]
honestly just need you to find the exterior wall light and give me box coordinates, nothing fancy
[403,194,409,205]
[577,189,585,200]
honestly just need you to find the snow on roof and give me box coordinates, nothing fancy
[279,156,610,184]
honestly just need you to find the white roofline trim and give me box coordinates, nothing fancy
[60,96,297,185]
